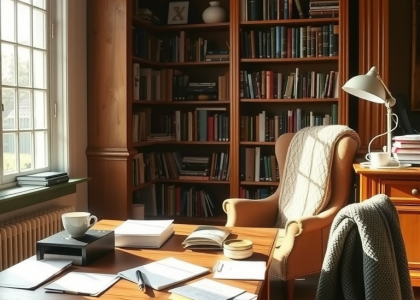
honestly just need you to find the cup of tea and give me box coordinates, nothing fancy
[61,212,98,238]
[365,152,390,168]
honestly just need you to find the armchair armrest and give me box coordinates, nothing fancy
[223,189,279,227]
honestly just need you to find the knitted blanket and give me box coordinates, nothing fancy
[316,194,414,300]
[275,125,360,228]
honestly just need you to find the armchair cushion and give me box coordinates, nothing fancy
[276,125,361,228]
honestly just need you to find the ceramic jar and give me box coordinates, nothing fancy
[202,1,226,24]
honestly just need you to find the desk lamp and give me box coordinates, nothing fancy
[342,66,399,165]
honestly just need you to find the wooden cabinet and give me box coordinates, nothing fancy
[354,164,420,286]
[86,0,351,225]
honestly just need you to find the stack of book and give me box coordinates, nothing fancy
[392,135,420,165]
[135,8,161,25]
[17,171,69,187]
[309,0,339,18]
[178,156,210,180]
[186,82,218,101]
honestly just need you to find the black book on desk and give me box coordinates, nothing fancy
[36,229,115,266]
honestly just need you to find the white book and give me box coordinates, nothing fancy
[118,257,209,291]
[114,219,174,248]
[0,256,72,289]
[44,272,119,296]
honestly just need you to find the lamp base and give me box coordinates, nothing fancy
[387,157,400,167]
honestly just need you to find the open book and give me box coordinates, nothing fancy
[182,225,231,250]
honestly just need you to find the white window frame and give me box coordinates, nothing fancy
[0,0,69,188]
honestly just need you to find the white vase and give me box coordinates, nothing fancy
[202,1,226,24]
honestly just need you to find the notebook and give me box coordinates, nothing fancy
[0,256,72,289]
[118,257,209,290]
[44,271,119,296]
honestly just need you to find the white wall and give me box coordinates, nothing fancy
[0,0,88,222]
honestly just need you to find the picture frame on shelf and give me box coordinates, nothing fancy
[167,1,189,25]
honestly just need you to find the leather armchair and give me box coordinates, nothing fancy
[223,128,360,300]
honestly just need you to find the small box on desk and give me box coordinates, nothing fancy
[36,229,115,266]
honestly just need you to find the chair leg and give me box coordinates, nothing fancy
[286,279,295,300]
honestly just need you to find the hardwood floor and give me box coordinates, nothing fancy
[270,274,420,300]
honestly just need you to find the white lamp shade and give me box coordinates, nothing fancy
[342,67,386,104]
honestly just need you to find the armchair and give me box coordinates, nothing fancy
[223,125,360,300]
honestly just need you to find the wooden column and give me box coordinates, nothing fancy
[357,0,389,154]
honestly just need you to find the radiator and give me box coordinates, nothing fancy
[0,206,74,271]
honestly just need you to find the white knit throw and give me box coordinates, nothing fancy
[275,125,360,228]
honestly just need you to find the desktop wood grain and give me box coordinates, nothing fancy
[0,220,278,300]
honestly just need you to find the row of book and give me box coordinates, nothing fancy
[133,183,217,218]
[240,148,279,182]
[239,186,277,199]
[240,106,338,141]
[132,108,230,143]
[132,151,230,186]
[241,24,339,59]
[241,0,309,21]
[241,69,339,100]
[133,65,230,102]
[133,27,229,64]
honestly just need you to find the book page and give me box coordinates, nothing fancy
[182,225,231,247]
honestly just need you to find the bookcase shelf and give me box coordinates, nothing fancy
[87,0,350,224]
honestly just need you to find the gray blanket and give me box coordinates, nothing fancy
[316,194,414,300]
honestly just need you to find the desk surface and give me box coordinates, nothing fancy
[0,220,278,300]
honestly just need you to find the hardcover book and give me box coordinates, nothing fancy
[16,171,68,181]
[114,219,174,248]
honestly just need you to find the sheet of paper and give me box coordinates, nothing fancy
[169,278,246,300]
[44,272,119,296]
[114,219,174,236]
[213,260,266,280]
[0,256,72,289]
[232,291,258,300]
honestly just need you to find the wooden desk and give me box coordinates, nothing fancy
[0,220,278,299]
[353,164,420,286]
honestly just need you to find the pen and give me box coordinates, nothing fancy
[136,269,146,293]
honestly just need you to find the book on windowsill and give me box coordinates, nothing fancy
[16,171,68,181]
[114,219,174,248]
[182,225,231,250]
[17,175,70,187]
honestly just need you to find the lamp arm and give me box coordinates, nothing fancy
[375,74,396,108]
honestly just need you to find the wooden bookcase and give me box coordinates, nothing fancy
[86,0,350,224]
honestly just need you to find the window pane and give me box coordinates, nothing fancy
[18,89,32,130]
[19,131,33,171]
[34,131,47,169]
[18,46,31,87]
[33,50,46,88]
[1,43,17,86]
[33,9,46,49]
[19,0,31,4]
[3,132,18,174]
[33,0,46,9]
[34,90,47,129]
[17,3,31,46]
[2,88,17,130]
[1,0,16,43]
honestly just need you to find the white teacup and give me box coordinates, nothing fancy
[365,152,390,168]
[61,212,98,238]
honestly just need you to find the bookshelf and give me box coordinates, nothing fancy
[87,0,350,225]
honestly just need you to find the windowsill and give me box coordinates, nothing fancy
[0,178,88,215]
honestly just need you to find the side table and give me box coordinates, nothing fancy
[353,164,420,286]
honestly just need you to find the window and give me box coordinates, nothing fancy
[1,0,52,185]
